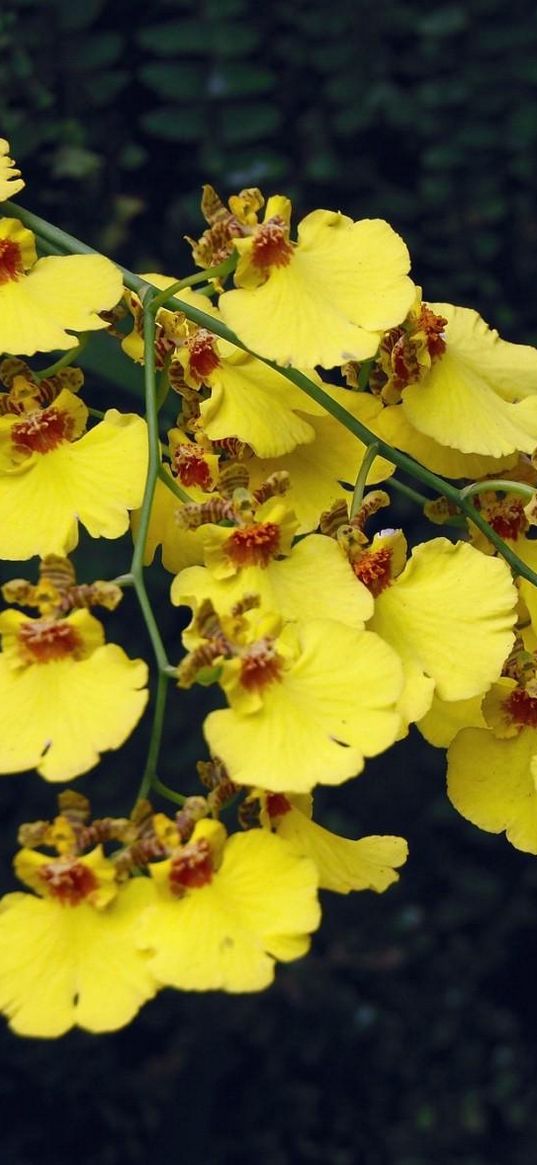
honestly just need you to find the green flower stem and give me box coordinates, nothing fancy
[388,477,430,506]
[136,672,169,802]
[157,465,192,505]
[111,572,135,588]
[36,334,88,379]
[132,296,176,803]
[8,202,537,589]
[36,238,67,256]
[350,441,380,518]
[129,297,170,674]
[156,363,171,412]
[87,406,105,420]
[460,479,536,502]
[151,775,187,807]
[147,255,237,313]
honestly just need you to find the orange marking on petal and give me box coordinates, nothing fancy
[267,793,291,819]
[420,304,447,360]
[11,406,75,455]
[251,218,293,271]
[169,838,213,893]
[240,641,283,692]
[480,497,527,541]
[0,239,23,285]
[173,445,212,488]
[504,688,537,728]
[353,548,393,596]
[226,522,281,568]
[39,858,98,906]
[187,329,220,382]
[17,618,82,663]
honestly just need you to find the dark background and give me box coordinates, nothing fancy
[2,1,537,1161]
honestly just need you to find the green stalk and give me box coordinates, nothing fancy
[136,672,169,802]
[151,776,187,807]
[131,295,174,802]
[157,465,192,505]
[147,254,236,313]
[36,334,88,379]
[461,479,536,502]
[7,201,537,588]
[129,296,169,672]
[388,478,430,507]
[350,442,380,518]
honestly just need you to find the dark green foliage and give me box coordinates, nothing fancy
[2,0,537,336]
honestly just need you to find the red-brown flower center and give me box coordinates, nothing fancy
[240,640,283,692]
[390,331,421,389]
[420,304,447,360]
[169,838,213,893]
[251,218,293,271]
[17,618,82,664]
[267,793,291,819]
[226,522,281,567]
[11,406,75,455]
[480,497,527,542]
[187,329,220,383]
[353,548,393,597]
[39,858,98,906]
[504,688,537,728]
[0,239,23,285]
[173,444,212,489]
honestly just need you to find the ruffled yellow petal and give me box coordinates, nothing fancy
[0,410,147,558]
[140,829,319,992]
[201,349,322,458]
[220,212,414,368]
[247,390,394,533]
[370,539,516,722]
[418,691,486,747]
[204,620,403,792]
[0,140,24,200]
[0,879,156,1037]
[401,305,537,457]
[431,304,537,404]
[174,534,373,646]
[370,399,517,479]
[276,806,408,893]
[447,726,537,853]
[0,637,148,780]
[0,253,123,356]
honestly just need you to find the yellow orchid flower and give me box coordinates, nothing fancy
[0,139,24,201]
[0,387,147,558]
[256,792,408,894]
[173,531,374,649]
[0,607,148,780]
[0,845,156,1037]
[179,610,404,792]
[371,301,537,460]
[218,196,414,368]
[0,218,123,356]
[138,819,320,993]
[365,536,517,726]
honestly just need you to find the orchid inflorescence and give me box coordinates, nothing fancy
[1,141,536,1037]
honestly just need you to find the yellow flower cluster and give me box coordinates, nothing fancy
[1,147,537,1038]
